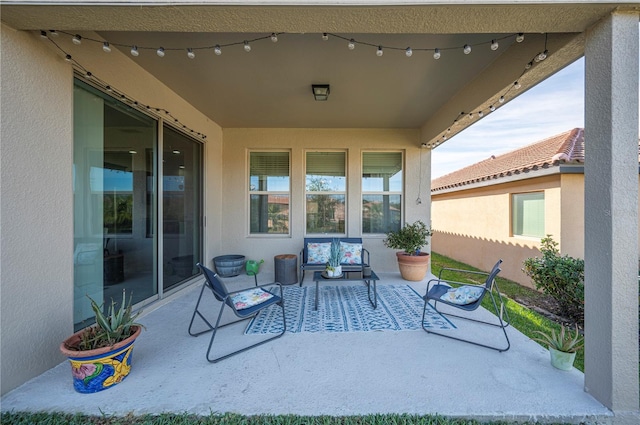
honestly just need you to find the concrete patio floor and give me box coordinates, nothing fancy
[1,272,611,423]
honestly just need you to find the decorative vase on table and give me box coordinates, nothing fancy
[60,290,144,393]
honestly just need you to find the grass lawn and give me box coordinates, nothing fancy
[2,253,579,425]
[430,252,584,372]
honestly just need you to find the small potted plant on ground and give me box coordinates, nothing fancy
[383,220,433,281]
[325,238,342,277]
[532,324,584,370]
[60,290,144,393]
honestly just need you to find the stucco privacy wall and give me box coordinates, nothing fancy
[0,26,224,395]
[219,128,429,276]
[431,175,562,287]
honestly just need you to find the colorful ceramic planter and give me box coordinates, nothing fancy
[60,325,142,393]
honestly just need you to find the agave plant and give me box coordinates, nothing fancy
[532,324,584,353]
[77,290,144,351]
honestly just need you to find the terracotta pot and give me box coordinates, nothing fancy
[60,325,142,393]
[396,252,430,281]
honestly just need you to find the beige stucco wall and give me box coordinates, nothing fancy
[431,174,562,287]
[0,26,223,395]
[220,128,427,276]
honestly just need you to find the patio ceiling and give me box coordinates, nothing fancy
[1,2,634,140]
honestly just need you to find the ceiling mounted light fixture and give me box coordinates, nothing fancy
[312,84,330,101]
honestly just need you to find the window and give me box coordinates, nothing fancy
[512,192,545,237]
[305,151,346,234]
[362,152,403,234]
[249,151,290,234]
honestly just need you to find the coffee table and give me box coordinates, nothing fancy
[312,270,379,311]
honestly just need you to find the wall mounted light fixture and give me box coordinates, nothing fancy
[312,84,330,101]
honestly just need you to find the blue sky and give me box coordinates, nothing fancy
[431,58,585,179]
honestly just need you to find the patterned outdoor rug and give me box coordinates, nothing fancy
[245,284,456,334]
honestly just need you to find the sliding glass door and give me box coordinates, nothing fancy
[73,79,203,330]
[162,125,202,291]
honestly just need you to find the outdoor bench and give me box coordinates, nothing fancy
[299,237,370,284]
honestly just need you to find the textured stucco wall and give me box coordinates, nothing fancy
[431,175,561,287]
[1,24,74,395]
[0,26,223,395]
[220,128,426,277]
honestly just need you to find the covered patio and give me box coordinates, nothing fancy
[0,274,612,423]
[1,2,638,423]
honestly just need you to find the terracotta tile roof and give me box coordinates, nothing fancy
[431,128,586,192]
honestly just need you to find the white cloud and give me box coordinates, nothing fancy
[431,59,585,179]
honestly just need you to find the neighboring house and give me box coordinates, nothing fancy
[431,128,640,287]
[1,2,638,417]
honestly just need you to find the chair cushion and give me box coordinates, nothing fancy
[440,285,484,305]
[307,242,331,264]
[230,288,274,310]
[340,242,362,265]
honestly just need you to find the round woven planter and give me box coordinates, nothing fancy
[60,325,142,393]
[396,252,430,281]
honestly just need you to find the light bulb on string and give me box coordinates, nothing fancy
[106,85,112,92]
[85,71,92,80]
[156,47,165,57]
[348,39,355,50]
[490,105,496,112]
[65,54,72,62]
[463,44,472,54]
[131,46,139,57]
[525,61,533,69]
[376,46,383,57]
[490,40,499,51]
[468,113,474,120]
[433,48,441,59]
[187,48,195,59]
[405,47,413,57]
[478,111,484,117]
[214,45,222,55]
[49,30,58,37]
[499,96,505,103]
[40,30,48,38]
[516,33,525,43]
[270,33,278,43]
[514,81,521,89]
[243,41,251,52]
[102,42,111,53]
[72,34,82,45]
[537,50,548,61]
[322,33,329,41]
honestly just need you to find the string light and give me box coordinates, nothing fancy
[49,30,58,37]
[72,34,82,45]
[130,45,139,57]
[156,47,165,57]
[376,46,383,57]
[243,41,251,52]
[322,33,329,41]
[425,33,550,148]
[187,48,195,59]
[40,30,48,38]
[405,47,413,57]
[463,44,472,54]
[270,33,278,43]
[102,42,111,53]
[490,40,499,51]
[348,39,355,50]
[214,45,222,55]
[433,48,441,60]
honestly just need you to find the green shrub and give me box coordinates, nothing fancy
[522,236,584,322]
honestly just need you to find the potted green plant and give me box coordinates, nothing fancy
[383,220,433,281]
[326,238,342,277]
[532,324,584,370]
[60,290,144,393]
